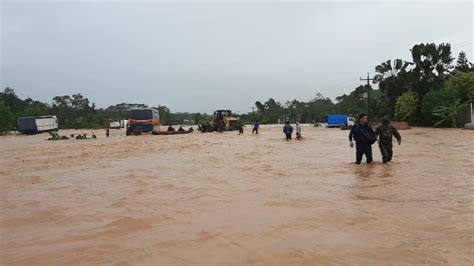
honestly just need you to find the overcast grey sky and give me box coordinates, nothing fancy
[1,0,473,113]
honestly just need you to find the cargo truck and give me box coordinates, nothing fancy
[17,116,58,134]
[325,115,355,128]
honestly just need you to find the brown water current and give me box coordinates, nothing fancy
[1,126,473,265]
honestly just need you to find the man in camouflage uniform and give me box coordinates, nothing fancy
[375,118,402,164]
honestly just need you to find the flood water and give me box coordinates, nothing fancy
[1,126,473,265]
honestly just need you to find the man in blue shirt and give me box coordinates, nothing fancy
[252,120,260,134]
[349,114,375,164]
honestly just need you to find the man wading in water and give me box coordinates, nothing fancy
[252,120,260,134]
[375,118,401,164]
[349,114,376,164]
[283,121,293,141]
[296,122,302,139]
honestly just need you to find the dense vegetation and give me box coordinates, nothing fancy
[0,91,212,132]
[1,43,473,133]
[244,44,473,126]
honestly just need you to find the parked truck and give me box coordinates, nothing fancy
[325,114,355,128]
[109,120,128,129]
[17,116,58,134]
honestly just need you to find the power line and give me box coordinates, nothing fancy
[451,39,474,47]
[360,73,374,121]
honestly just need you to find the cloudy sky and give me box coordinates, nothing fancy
[1,0,472,113]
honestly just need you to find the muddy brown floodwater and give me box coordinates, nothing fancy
[1,125,473,265]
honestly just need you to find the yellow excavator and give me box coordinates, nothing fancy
[200,110,238,132]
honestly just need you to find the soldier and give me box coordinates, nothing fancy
[375,118,401,164]
[237,120,245,135]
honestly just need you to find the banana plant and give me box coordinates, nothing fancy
[432,99,470,128]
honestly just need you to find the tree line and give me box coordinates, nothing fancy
[242,43,473,126]
[1,42,473,133]
[0,90,212,132]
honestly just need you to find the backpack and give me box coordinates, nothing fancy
[379,127,393,143]
[368,131,377,144]
[358,124,377,144]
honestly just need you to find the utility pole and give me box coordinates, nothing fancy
[360,73,374,121]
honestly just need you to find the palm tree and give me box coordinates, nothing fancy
[411,43,454,81]
[373,59,411,83]
[410,43,454,96]
[432,99,469,128]
[373,59,413,115]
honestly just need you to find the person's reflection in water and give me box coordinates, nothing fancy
[378,163,394,178]
[352,163,395,196]
[353,163,394,180]
[353,163,376,180]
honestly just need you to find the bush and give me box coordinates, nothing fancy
[395,91,419,123]
[444,71,474,102]
[421,88,456,126]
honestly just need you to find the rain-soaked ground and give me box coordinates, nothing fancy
[1,125,473,265]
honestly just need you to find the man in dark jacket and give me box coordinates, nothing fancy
[375,118,401,164]
[283,121,293,141]
[349,114,375,164]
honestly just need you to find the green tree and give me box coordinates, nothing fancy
[261,98,283,123]
[0,100,15,133]
[307,93,335,122]
[51,93,100,128]
[444,70,474,102]
[192,113,204,124]
[335,85,369,116]
[22,98,50,117]
[410,43,454,96]
[395,90,419,123]
[1,87,27,114]
[157,106,172,125]
[368,89,391,119]
[255,101,265,115]
[455,51,472,72]
[421,88,456,126]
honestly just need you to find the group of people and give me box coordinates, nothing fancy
[282,121,302,141]
[168,125,194,132]
[164,114,402,165]
[253,114,402,164]
[349,113,401,164]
